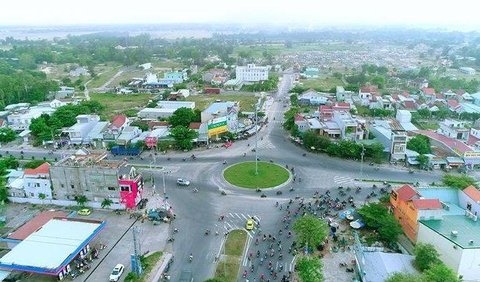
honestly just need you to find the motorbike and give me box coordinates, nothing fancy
[220,191,227,195]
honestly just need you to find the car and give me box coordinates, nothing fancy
[245,219,255,230]
[77,208,91,216]
[176,178,190,186]
[109,264,125,282]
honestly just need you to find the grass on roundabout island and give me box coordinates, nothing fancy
[223,161,290,189]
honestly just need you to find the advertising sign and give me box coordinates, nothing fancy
[208,117,228,137]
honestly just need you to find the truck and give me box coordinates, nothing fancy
[110,146,141,156]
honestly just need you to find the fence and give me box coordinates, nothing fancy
[7,197,125,210]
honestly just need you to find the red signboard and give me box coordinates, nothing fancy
[145,137,157,148]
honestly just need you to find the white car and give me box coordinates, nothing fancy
[176,178,190,186]
[109,264,124,282]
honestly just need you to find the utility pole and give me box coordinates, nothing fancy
[360,144,365,179]
[254,104,258,175]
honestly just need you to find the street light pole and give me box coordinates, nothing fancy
[360,144,365,179]
[254,104,258,175]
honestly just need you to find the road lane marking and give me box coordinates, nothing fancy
[235,213,242,219]
[229,213,234,217]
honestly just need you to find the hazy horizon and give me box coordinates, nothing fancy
[1,0,479,32]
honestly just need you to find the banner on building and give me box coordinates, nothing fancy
[208,117,228,137]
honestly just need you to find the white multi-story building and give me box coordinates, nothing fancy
[235,64,269,82]
[438,119,470,141]
[23,163,52,199]
[62,115,101,145]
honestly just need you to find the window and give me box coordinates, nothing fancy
[30,193,34,197]
[61,184,64,188]
[108,187,116,191]
[120,185,131,192]
[71,184,75,189]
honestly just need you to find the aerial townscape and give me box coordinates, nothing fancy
[1,1,480,282]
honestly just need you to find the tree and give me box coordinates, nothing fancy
[357,203,402,243]
[0,128,17,143]
[416,154,429,169]
[295,256,323,282]
[293,215,328,251]
[101,198,113,209]
[422,263,460,282]
[169,107,197,128]
[290,93,299,107]
[442,174,476,189]
[169,125,198,151]
[38,193,47,205]
[75,195,88,207]
[407,135,431,154]
[283,107,300,131]
[414,243,441,272]
[385,272,424,282]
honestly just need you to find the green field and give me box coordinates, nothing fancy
[186,93,259,111]
[223,161,290,188]
[90,93,155,120]
[298,76,345,91]
[214,230,247,282]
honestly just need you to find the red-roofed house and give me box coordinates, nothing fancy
[23,162,52,199]
[459,185,480,216]
[390,184,443,242]
[402,100,418,111]
[103,114,129,143]
[421,87,436,103]
[447,99,461,112]
[319,103,350,121]
[294,114,309,132]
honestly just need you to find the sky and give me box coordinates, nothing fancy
[1,0,479,31]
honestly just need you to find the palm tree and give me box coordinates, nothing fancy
[75,195,88,207]
[101,198,113,209]
[38,193,46,205]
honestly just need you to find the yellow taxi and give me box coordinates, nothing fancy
[245,219,255,230]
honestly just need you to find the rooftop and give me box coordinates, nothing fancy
[463,185,480,203]
[8,211,68,240]
[412,198,442,210]
[55,152,125,169]
[360,251,418,282]
[204,101,237,114]
[23,162,50,176]
[0,218,105,275]
[420,215,480,249]
[395,184,419,201]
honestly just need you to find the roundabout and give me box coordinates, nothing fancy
[223,161,290,189]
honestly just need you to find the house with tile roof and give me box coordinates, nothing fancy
[459,185,480,216]
[390,184,443,242]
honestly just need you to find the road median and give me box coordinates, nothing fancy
[213,229,248,282]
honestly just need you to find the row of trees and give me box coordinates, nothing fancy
[0,156,20,203]
[242,74,279,92]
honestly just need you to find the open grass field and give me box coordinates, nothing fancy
[298,76,345,91]
[223,161,290,189]
[90,93,155,120]
[214,230,247,282]
[186,93,259,111]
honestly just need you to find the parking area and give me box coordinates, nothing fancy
[1,200,171,282]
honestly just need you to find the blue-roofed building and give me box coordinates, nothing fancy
[163,71,186,83]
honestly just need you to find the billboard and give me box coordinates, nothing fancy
[208,117,228,137]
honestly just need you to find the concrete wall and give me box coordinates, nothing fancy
[458,248,480,281]
[50,166,120,201]
[417,222,463,273]
[458,192,480,216]
[8,197,125,210]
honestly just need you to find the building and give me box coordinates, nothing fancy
[6,105,56,131]
[163,70,186,83]
[138,101,195,120]
[0,216,104,279]
[55,86,75,99]
[438,119,470,141]
[459,67,476,75]
[390,184,443,242]
[23,163,52,199]
[49,152,143,209]
[201,101,240,138]
[62,115,101,145]
[102,114,129,145]
[235,64,269,82]
[331,111,366,141]
[298,89,329,106]
[301,67,319,78]
[417,215,480,281]
[369,119,408,161]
